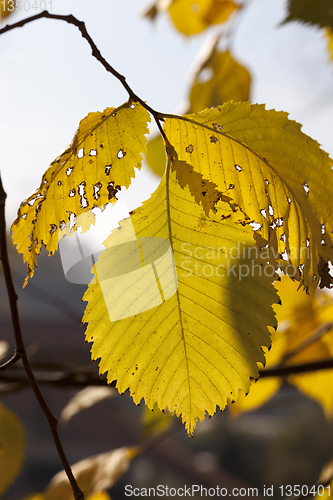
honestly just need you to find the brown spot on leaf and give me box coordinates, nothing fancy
[185,144,194,153]
[210,135,218,143]
[49,224,57,235]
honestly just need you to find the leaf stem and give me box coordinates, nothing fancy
[0,173,84,500]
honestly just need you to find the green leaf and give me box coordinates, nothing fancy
[83,165,278,435]
[284,0,333,30]
[189,49,251,112]
[164,102,333,291]
[0,402,25,497]
[11,101,150,285]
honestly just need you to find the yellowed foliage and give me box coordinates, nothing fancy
[232,276,333,416]
[168,0,238,36]
[83,164,278,435]
[0,402,25,497]
[189,49,251,112]
[164,102,333,291]
[11,101,150,285]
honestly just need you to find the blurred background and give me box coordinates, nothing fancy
[1,0,333,498]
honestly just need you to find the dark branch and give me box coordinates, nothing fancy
[0,173,84,500]
[259,357,333,378]
[0,11,167,137]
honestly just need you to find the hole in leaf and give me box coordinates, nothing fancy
[228,184,235,189]
[49,224,57,236]
[264,179,269,185]
[249,221,261,230]
[260,208,267,219]
[321,224,326,234]
[321,238,327,246]
[130,103,136,109]
[287,197,292,204]
[69,189,76,197]
[302,182,310,195]
[28,197,37,207]
[117,149,126,159]
[235,164,242,172]
[212,123,223,131]
[93,182,102,200]
[89,149,97,156]
[280,233,286,243]
[22,213,27,220]
[66,167,73,177]
[306,238,310,247]
[281,249,289,261]
[57,180,62,186]
[107,182,121,200]
[77,148,84,159]
[105,165,112,175]
[78,182,88,209]
[268,205,274,216]
[274,217,283,227]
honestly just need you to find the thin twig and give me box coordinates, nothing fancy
[0,11,168,140]
[1,355,333,394]
[280,321,333,364]
[0,173,84,500]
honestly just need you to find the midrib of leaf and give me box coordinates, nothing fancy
[165,157,193,423]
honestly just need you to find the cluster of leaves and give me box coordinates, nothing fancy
[2,0,333,498]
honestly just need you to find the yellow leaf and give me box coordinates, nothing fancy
[0,402,25,497]
[168,0,238,36]
[145,133,167,177]
[259,276,333,417]
[11,101,150,286]
[83,165,278,435]
[60,386,117,426]
[88,493,112,500]
[0,0,16,21]
[164,102,333,291]
[189,49,251,112]
[43,448,134,500]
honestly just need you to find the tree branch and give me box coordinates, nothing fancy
[0,11,168,140]
[0,173,84,500]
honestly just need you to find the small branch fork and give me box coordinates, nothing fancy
[0,175,84,500]
[0,11,168,143]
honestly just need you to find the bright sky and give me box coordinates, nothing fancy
[1,0,333,229]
